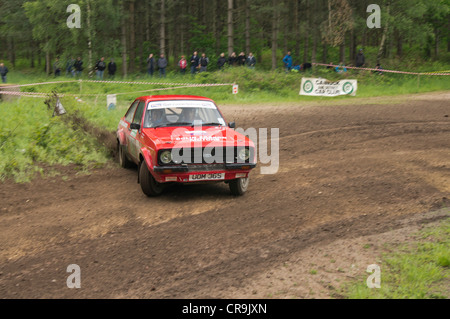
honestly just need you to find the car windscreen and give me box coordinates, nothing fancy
[143,100,226,128]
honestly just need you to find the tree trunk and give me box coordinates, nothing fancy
[121,3,128,78]
[322,43,328,63]
[271,0,280,70]
[129,0,136,73]
[303,0,309,63]
[159,0,166,56]
[339,40,345,64]
[434,28,439,59]
[45,49,50,75]
[294,0,300,58]
[376,2,389,64]
[245,0,250,54]
[227,0,234,56]
[86,0,93,72]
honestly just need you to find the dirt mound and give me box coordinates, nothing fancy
[65,111,118,158]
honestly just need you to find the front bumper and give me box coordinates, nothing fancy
[152,163,256,183]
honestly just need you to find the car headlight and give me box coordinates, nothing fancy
[160,150,172,164]
[237,148,250,161]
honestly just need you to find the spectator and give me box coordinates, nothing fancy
[54,57,61,77]
[246,52,256,69]
[199,53,209,72]
[0,63,8,83]
[95,57,106,80]
[291,63,301,72]
[74,57,83,78]
[108,58,117,79]
[335,62,347,73]
[65,57,75,77]
[302,62,312,72]
[217,53,227,70]
[146,53,155,77]
[374,63,383,75]
[228,52,237,67]
[190,51,199,74]
[282,51,293,72]
[237,52,246,66]
[355,49,365,67]
[178,55,187,75]
[326,62,334,70]
[157,53,168,78]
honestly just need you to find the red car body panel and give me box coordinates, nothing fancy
[117,95,256,184]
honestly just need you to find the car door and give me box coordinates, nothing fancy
[121,100,139,157]
[129,100,146,161]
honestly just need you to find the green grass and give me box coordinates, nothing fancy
[343,215,450,299]
[0,98,110,182]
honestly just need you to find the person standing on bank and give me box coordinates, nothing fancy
[74,57,83,78]
[95,57,106,80]
[157,53,168,78]
[355,49,365,67]
[108,58,117,79]
[0,63,9,83]
[246,53,256,69]
[282,51,293,72]
[147,53,155,77]
[178,55,187,75]
[190,51,199,75]
[199,53,209,72]
[217,53,227,70]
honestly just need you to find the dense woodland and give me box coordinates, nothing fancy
[0,0,449,76]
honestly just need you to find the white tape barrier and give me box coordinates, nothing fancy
[0,82,237,98]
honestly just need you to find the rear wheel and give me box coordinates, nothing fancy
[229,177,249,196]
[139,161,165,196]
[118,143,133,168]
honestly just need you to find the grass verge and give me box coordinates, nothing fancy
[342,213,450,299]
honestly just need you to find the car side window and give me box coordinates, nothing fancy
[132,100,146,125]
[124,101,139,123]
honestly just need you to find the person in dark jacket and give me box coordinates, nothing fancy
[237,52,246,66]
[355,49,365,67]
[157,53,168,78]
[199,53,209,72]
[73,57,83,78]
[0,63,9,83]
[228,52,237,67]
[95,57,106,80]
[146,53,155,77]
[74,57,83,78]
[190,51,199,75]
[217,53,227,70]
[108,58,117,79]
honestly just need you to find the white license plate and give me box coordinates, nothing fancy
[189,173,225,181]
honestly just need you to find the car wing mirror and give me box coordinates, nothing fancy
[130,123,141,130]
[228,122,236,128]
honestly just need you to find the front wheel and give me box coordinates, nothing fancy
[229,177,249,196]
[139,161,165,196]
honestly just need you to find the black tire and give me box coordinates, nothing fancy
[139,161,165,196]
[118,143,133,168]
[229,177,249,196]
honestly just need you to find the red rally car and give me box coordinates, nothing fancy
[116,95,256,196]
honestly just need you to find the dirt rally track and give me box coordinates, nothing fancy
[0,92,449,299]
